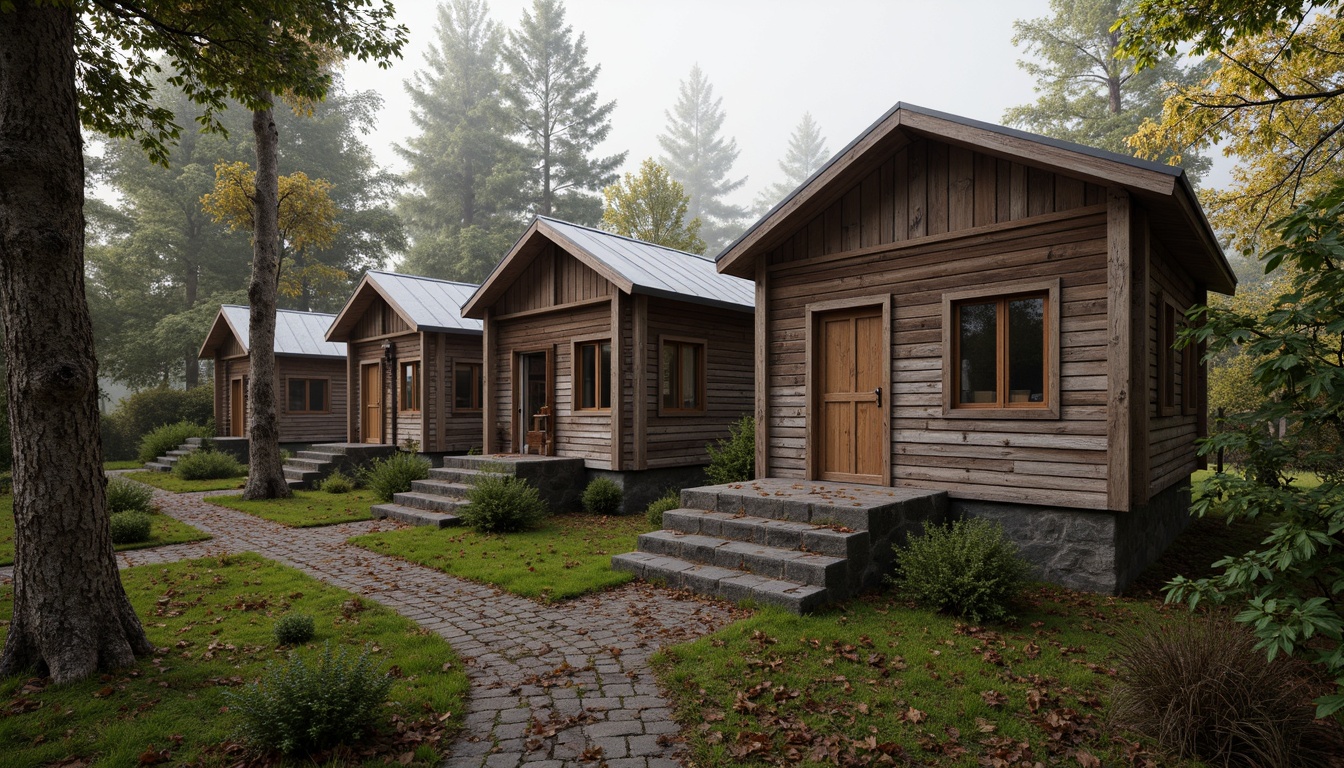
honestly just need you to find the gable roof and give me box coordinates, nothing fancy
[326,270,482,341]
[198,305,346,360]
[717,102,1235,295]
[461,216,754,318]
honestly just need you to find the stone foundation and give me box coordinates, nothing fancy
[586,465,709,515]
[956,481,1192,594]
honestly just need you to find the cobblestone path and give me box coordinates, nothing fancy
[2,485,744,767]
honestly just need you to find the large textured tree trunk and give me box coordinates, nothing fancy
[242,96,292,500]
[0,1,153,682]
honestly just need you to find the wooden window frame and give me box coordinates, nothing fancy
[1181,318,1200,417]
[453,361,483,413]
[941,278,1061,419]
[1158,295,1179,417]
[571,335,612,412]
[399,359,421,414]
[657,335,708,417]
[285,376,330,415]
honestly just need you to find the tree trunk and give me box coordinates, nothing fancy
[183,262,199,387]
[0,1,153,682]
[242,96,291,500]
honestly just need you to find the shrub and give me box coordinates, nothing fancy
[105,386,214,461]
[887,518,1030,624]
[106,476,154,514]
[173,449,245,480]
[108,511,152,544]
[361,452,431,502]
[319,471,354,494]
[273,614,315,646]
[137,420,211,464]
[1111,616,1336,767]
[462,473,548,533]
[705,415,755,485]
[581,477,623,515]
[645,490,680,528]
[225,642,391,755]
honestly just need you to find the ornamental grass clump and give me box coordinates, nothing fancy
[319,470,355,494]
[173,449,245,480]
[108,511,152,544]
[461,473,548,533]
[581,477,623,515]
[272,614,316,646]
[362,453,430,502]
[106,476,154,514]
[226,642,392,756]
[1111,616,1337,768]
[645,490,680,528]
[888,517,1030,624]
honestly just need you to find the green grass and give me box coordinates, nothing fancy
[0,553,468,767]
[348,513,648,601]
[657,588,1188,767]
[208,489,377,528]
[124,471,247,493]
[103,460,143,471]
[0,495,209,567]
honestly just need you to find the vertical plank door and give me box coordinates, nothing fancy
[230,378,245,437]
[817,308,884,483]
[361,363,382,443]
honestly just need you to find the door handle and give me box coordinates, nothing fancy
[875,387,882,408]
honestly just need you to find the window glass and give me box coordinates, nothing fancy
[679,345,700,409]
[309,379,327,412]
[580,343,597,409]
[454,363,482,410]
[401,361,419,411]
[958,302,998,404]
[288,379,307,412]
[1007,297,1045,403]
[599,342,612,409]
[660,343,677,410]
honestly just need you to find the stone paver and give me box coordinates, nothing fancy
[2,483,743,767]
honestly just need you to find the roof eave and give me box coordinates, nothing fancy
[630,286,753,314]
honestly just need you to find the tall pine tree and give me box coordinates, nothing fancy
[503,0,624,225]
[399,0,524,282]
[754,112,830,215]
[658,65,747,253]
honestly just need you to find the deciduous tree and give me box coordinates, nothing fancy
[659,65,747,253]
[601,159,704,253]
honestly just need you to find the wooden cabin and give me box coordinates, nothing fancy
[325,271,483,453]
[714,103,1237,593]
[461,217,755,510]
[199,305,348,444]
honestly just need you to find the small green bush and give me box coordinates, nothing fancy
[104,385,215,461]
[273,614,316,646]
[462,473,548,533]
[645,490,680,528]
[137,420,211,464]
[581,477,623,515]
[361,452,431,502]
[887,518,1031,624]
[108,511,152,544]
[106,476,154,514]
[225,642,392,755]
[319,471,354,494]
[173,449,245,480]
[705,415,755,485]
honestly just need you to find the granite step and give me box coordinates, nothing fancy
[371,503,460,529]
[662,508,870,560]
[165,449,196,458]
[611,552,829,613]
[428,466,492,485]
[410,478,474,498]
[295,450,345,462]
[636,529,847,590]
[285,458,327,472]
[143,461,173,473]
[392,491,467,514]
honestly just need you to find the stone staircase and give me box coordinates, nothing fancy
[372,454,587,529]
[144,436,249,473]
[282,443,398,490]
[612,479,947,614]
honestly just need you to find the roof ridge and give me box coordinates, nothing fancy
[222,304,336,319]
[536,215,714,262]
[369,269,480,289]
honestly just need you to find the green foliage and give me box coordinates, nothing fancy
[137,420,211,464]
[225,641,392,755]
[361,453,431,502]
[754,112,830,215]
[888,518,1032,624]
[106,476,155,515]
[1167,179,1344,717]
[108,512,153,545]
[173,450,246,481]
[273,614,316,646]
[658,65,747,251]
[1111,616,1335,767]
[705,415,755,485]
[102,386,214,461]
[319,471,354,494]
[581,477,623,516]
[462,473,548,533]
[645,490,680,529]
[601,159,705,253]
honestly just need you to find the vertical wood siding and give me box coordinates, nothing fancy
[1146,238,1203,498]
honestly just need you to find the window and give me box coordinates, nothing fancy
[1182,332,1200,416]
[660,338,705,413]
[400,360,420,412]
[454,362,483,411]
[942,279,1058,417]
[1159,298,1178,415]
[287,378,328,414]
[576,340,611,410]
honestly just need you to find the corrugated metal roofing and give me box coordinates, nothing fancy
[365,271,483,334]
[538,217,754,309]
[220,305,346,358]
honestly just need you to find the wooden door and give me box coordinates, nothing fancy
[230,378,245,437]
[817,308,885,483]
[361,363,382,443]
[513,350,552,452]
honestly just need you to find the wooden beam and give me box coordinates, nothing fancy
[1106,189,1147,512]
[493,295,611,322]
[610,294,623,471]
[633,294,648,471]
[346,348,357,442]
[755,257,769,478]
[483,308,496,454]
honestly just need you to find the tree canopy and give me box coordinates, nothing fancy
[601,159,705,253]
[754,112,830,215]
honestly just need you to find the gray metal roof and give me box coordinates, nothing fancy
[538,217,754,310]
[365,271,483,334]
[220,305,346,359]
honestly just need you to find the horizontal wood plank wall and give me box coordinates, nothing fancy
[275,357,348,443]
[213,353,227,436]
[643,299,754,469]
[348,332,416,445]
[436,333,484,453]
[1147,236,1202,499]
[765,207,1112,510]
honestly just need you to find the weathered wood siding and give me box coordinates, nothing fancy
[214,354,346,443]
[348,333,418,447]
[1146,236,1203,499]
[421,331,484,453]
[496,242,613,315]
